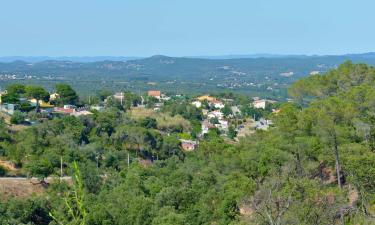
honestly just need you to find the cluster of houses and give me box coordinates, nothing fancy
[1,86,280,152]
[0,90,93,117]
[191,95,230,136]
[192,95,279,139]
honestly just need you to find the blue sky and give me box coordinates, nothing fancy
[1,0,374,56]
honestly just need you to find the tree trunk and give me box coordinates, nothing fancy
[60,156,63,180]
[296,152,303,177]
[333,133,342,189]
[35,98,40,113]
[127,152,130,167]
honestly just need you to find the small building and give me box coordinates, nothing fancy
[113,92,124,100]
[217,119,229,130]
[207,110,224,120]
[148,90,161,99]
[180,139,198,151]
[63,104,76,109]
[197,95,215,102]
[191,100,202,108]
[29,99,54,108]
[211,99,224,109]
[252,99,267,109]
[50,93,60,101]
[201,120,216,135]
[0,103,16,115]
[54,107,75,114]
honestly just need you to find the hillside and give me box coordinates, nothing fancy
[0,62,375,224]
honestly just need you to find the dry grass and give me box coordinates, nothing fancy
[128,107,191,131]
[0,159,17,171]
[0,178,46,198]
[0,177,71,199]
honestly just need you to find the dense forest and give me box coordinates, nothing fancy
[1,61,375,224]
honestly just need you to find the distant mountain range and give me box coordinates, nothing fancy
[1,52,375,62]
[0,56,143,63]
[1,52,375,96]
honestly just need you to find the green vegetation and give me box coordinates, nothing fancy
[0,61,375,224]
[54,84,79,105]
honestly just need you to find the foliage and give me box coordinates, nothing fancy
[55,83,79,105]
[10,110,26,124]
[1,62,375,224]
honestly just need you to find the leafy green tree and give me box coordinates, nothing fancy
[140,117,157,129]
[228,125,237,139]
[55,84,79,105]
[25,158,54,182]
[7,83,26,95]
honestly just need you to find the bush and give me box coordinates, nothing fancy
[10,110,26,124]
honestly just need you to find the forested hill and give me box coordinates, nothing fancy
[2,53,375,97]
[2,53,375,81]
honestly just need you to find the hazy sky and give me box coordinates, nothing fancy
[1,0,375,56]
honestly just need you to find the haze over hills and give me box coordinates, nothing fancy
[2,52,375,62]
[1,52,375,97]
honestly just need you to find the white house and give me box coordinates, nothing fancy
[191,100,202,108]
[211,100,225,109]
[231,106,241,115]
[252,99,267,109]
[216,119,229,130]
[207,110,223,120]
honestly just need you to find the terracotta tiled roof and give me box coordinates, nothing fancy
[148,90,161,97]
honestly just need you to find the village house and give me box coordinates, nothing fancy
[191,100,202,108]
[113,92,125,105]
[252,98,277,109]
[252,99,267,109]
[0,103,16,115]
[54,105,93,117]
[54,105,76,114]
[180,139,199,151]
[207,110,224,120]
[29,99,54,108]
[216,119,229,130]
[29,99,54,113]
[148,90,161,99]
[201,119,216,135]
[49,93,59,101]
[211,99,225,109]
[197,95,215,102]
